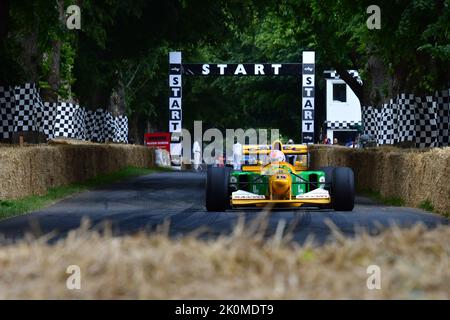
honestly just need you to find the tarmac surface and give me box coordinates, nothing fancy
[0,171,447,244]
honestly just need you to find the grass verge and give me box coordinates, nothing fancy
[360,190,450,217]
[0,166,170,220]
[419,199,435,212]
[360,189,405,206]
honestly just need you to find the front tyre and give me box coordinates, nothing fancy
[205,166,232,211]
[331,167,355,211]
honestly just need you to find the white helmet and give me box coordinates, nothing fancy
[269,150,285,163]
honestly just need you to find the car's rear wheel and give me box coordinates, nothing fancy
[205,166,232,211]
[331,167,355,211]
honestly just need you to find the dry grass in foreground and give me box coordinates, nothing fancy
[0,220,448,299]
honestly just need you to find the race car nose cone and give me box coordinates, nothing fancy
[271,178,290,194]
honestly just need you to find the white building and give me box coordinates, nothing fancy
[323,70,362,145]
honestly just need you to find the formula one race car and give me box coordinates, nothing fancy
[205,141,354,211]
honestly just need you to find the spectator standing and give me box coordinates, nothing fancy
[232,140,243,170]
[192,140,201,171]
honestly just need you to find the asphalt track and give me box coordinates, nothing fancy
[0,171,447,244]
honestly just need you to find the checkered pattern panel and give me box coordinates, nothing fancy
[74,106,87,140]
[13,83,37,132]
[377,103,395,145]
[323,70,363,84]
[415,96,439,148]
[325,120,362,130]
[41,102,57,139]
[92,109,106,143]
[33,90,46,135]
[390,99,399,143]
[84,110,95,141]
[396,94,416,143]
[1,83,129,143]
[362,106,380,141]
[436,89,450,147]
[54,102,76,138]
[103,112,117,142]
[115,115,128,143]
[0,86,15,139]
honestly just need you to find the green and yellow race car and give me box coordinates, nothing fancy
[205,141,355,211]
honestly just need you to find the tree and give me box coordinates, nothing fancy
[1,0,448,143]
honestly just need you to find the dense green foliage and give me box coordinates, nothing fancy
[0,0,449,142]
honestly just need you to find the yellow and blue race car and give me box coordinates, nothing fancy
[205,141,354,211]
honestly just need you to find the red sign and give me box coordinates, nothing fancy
[144,132,171,152]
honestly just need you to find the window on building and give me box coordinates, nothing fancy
[333,83,347,102]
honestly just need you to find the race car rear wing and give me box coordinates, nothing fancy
[241,141,309,171]
[242,143,308,155]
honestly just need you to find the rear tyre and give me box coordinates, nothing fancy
[331,167,355,211]
[205,166,232,211]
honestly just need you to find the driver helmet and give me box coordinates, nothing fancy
[269,149,285,163]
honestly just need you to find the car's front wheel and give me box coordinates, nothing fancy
[331,167,355,211]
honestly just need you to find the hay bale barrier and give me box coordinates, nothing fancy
[0,143,155,199]
[309,145,450,215]
[0,224,448,299]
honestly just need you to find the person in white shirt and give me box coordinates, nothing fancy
[232,140,243,170]
[192,140,201,171]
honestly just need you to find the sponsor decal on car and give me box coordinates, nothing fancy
[295,188,330,199]
[232,190,266,200]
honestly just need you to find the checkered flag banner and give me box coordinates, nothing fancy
[436,89,450,147]
[0,86,15,139]
[103,111,117,142]
[38,103,128,143]
[74,106,87,140]
[361,106,380,141]
[41,102,57,139]
[92,109,106,143]
[377,103,395,145]
[53,102,77,138]
[415,96,439,148]
[115,115,128,143]
[396,94,416,143]
[362,89,449,148]
[13,83,39,133]
[84,110,95,141]
[1,83,129,143]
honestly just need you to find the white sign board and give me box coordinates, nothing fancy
[302,51,315,144]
